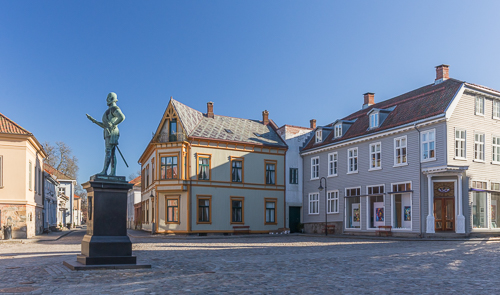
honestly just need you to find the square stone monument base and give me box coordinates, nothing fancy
[64,175,151,271]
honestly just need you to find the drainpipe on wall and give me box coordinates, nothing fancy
[414,123,423,238]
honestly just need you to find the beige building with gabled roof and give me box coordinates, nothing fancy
[138,98,287,235]
[0,112,47,238]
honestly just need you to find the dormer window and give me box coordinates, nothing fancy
[369,113,379,128]
[315,130,322,143]
[334,124,342,138]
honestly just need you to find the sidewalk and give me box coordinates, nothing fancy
[0,228,80,244]
[300,233,500,242]
[127,229,291,240]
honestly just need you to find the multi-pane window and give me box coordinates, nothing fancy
[161,156,178,179]
[328,152,338,176]
[421,130,435,161]
[347,148,358,173]
[475,96,485,115]
[493,137,500,163]
[198,156,210,180]
[492,182,500,191]
[289,168,298,184]
[369,113,379,128]
[311,157,319,179]
[474,133,485,161]
[265,199,277,224]
[335,124,342,138]
[327,191,339,213]
[198,198,210,223]
[315,130,322,143]
[231,198,243,223]
[231,159,243,182]
[455,129,466,159]
[28,161,32,190]
[166,198,179,222]
[368,185,384,195]
[394,136,407,166]
[494,100,500,119]
[146,164,150,186]
[370,143,381,169]
[265,162,276,185]
[392,182,411,192]
[309,193,319,214]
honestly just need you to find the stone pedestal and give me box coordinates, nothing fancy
[64,175,150,270]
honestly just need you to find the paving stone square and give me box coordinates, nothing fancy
[0,229,499,294]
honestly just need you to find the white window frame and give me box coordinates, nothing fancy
[390,181,413,231]
[347,147,358,174]
[327,152,338,177]
[369,113,379,129]
[394,136,408,167]
[475,96,485,116]
[474,132,485,162]
[344,186,362,231]
[493,100,500,119]
[311,157,319,180]
[334,124,342,138]
[327,190,339,214]
[454,128,466,160]
[493,136,500,164]
[421,129,436,162]
[369,142,382,170]
[308,193,319,215]
[315,130,322,143]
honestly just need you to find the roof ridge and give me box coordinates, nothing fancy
[0,112,32,135]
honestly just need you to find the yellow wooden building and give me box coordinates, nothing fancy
[138,98,287,234]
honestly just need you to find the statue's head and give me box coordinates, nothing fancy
[106,92,118,106]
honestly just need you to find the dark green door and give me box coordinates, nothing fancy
[289,207,301,233]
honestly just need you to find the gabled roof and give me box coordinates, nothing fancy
[170,98,204,135]
[302,78,464,152]
[158,99,286,148]
[44,163,75,181]
[0,112,31,135]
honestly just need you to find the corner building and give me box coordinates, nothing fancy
[301,65,500,236]
[138,98,287,234]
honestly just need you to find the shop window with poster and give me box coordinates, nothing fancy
[345,187,361,229]
[391,182,412,230]
[367,185,384,229]
[491,183,500,229]
[472,181,487,229]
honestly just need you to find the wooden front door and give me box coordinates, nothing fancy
[434,198,455,231]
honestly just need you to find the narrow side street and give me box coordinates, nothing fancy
[0,229,499,294]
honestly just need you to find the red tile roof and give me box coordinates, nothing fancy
[302,78,464,152]
[129,176,141,187]
[0,112,31,135]
[43,163,74,180]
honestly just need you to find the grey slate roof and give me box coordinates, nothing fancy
[169,99,286,148]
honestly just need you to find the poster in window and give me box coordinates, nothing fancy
[376,208,384,221]
[353,207,360,222]
[404,206,411,221]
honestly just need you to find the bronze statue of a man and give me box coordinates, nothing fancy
[86,92,126,176]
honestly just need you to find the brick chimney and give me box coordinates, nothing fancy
[435,64,449,84]
[362,93,375,109]
[207,102,214,118]
[310,119,316,129]
[262,110,269,125]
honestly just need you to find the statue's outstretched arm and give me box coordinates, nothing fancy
[86,114,105,129]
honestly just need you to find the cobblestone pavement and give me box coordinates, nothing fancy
[0,230,499,294]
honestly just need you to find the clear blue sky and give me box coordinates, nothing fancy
[2,1,500,185]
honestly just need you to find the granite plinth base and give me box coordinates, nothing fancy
[77,254,137,265]
[63,260,151,271]
[89,174,126,182]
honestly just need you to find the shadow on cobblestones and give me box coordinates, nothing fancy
[1,231,500,293]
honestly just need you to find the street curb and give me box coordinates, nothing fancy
[127,232,295,240]
[296,233,500,242]
[0,229,77,244]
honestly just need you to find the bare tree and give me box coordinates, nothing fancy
[128,170,141,181]
[43,141,79,179]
